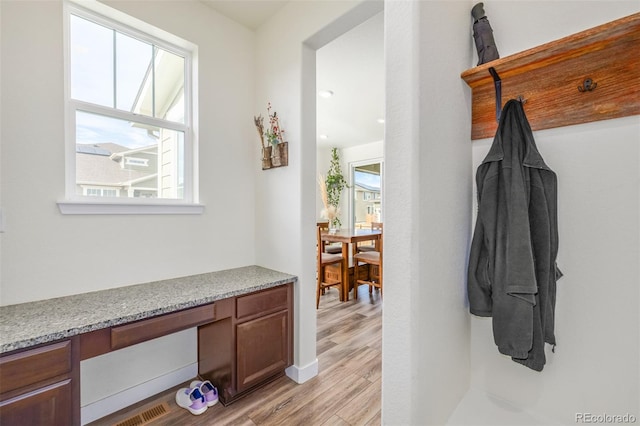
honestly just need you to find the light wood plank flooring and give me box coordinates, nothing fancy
[89,285,382,426]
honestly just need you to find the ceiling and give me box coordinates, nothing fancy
[199,0,289,30]
[200,1,384,149]
[316,12,384,148]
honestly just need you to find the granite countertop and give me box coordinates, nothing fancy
[0,265,297,354]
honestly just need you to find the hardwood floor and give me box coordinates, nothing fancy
[89,285,382,426]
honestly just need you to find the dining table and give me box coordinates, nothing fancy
[321,228,382,301]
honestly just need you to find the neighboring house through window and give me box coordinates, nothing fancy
[61,2,200,214]
[353,166,382,226]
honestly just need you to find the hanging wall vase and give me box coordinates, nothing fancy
[262,146,273,170]
[275,142,288,167]
[271,143,282,167]
[255,103,288,170]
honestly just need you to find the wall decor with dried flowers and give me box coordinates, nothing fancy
[254,102,288,170]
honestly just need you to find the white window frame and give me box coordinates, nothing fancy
[348,158,384,229]
[59,1,202,215]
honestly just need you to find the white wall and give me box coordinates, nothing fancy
[0,0,255,304]
[450,2,640,424]
[342,140,383,166]
[383,1,473,423]
[0,0,3,292]
[0,0,255,422]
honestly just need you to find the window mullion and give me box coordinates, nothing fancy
[152,46,156,118]
[112,28,117,109]
[70,100,188,132]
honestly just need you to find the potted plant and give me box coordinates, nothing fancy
[319,147,349,231]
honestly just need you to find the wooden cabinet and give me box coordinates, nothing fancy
[236,307,290,392]
[198,283,293,405]
[0,339,79,426]
[235,284,293,395]
[0,280,294,423]
[0,380,73,426]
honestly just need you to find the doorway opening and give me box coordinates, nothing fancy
[305,8,385,407]
[312,5,384,313]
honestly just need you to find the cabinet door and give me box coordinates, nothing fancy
[236,310,289,392]
[0,380,72,425]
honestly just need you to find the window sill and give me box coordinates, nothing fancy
[57,201,205,215]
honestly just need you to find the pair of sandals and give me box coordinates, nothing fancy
[175,379,219,415]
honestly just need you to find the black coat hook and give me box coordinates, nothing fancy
[488,68,526,122]
[488,67,502,122]
[578,78,597,92]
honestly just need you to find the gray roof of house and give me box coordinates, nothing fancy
[76,143,154,186]
[355,182,380,192]
[76,145,111,156]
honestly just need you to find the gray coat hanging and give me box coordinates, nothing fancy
[468,99,562,372]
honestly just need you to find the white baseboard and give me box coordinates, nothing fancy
[81,363,198,425]
[285,358,319,384]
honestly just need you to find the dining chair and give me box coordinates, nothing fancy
[317,221,342,254]
[316,225,345,308]
[356,222,383,253]
[353,231,382,299]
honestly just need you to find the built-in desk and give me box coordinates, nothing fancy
[0,266,297,425]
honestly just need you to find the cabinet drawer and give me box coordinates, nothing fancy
[0,379,72,425]
[236,285,289,321]
[111,303,216,350]
[0,341,71,395]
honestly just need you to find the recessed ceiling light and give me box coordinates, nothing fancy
[318,134,328,139]
[319,90,334,98]
[377,118,385,124]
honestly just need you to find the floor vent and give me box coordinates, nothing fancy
[113,402,170,426]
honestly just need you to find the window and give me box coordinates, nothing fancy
[60,3,200,214]
[351,163,382,228]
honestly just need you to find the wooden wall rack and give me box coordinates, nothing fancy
[461,12,640,140]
